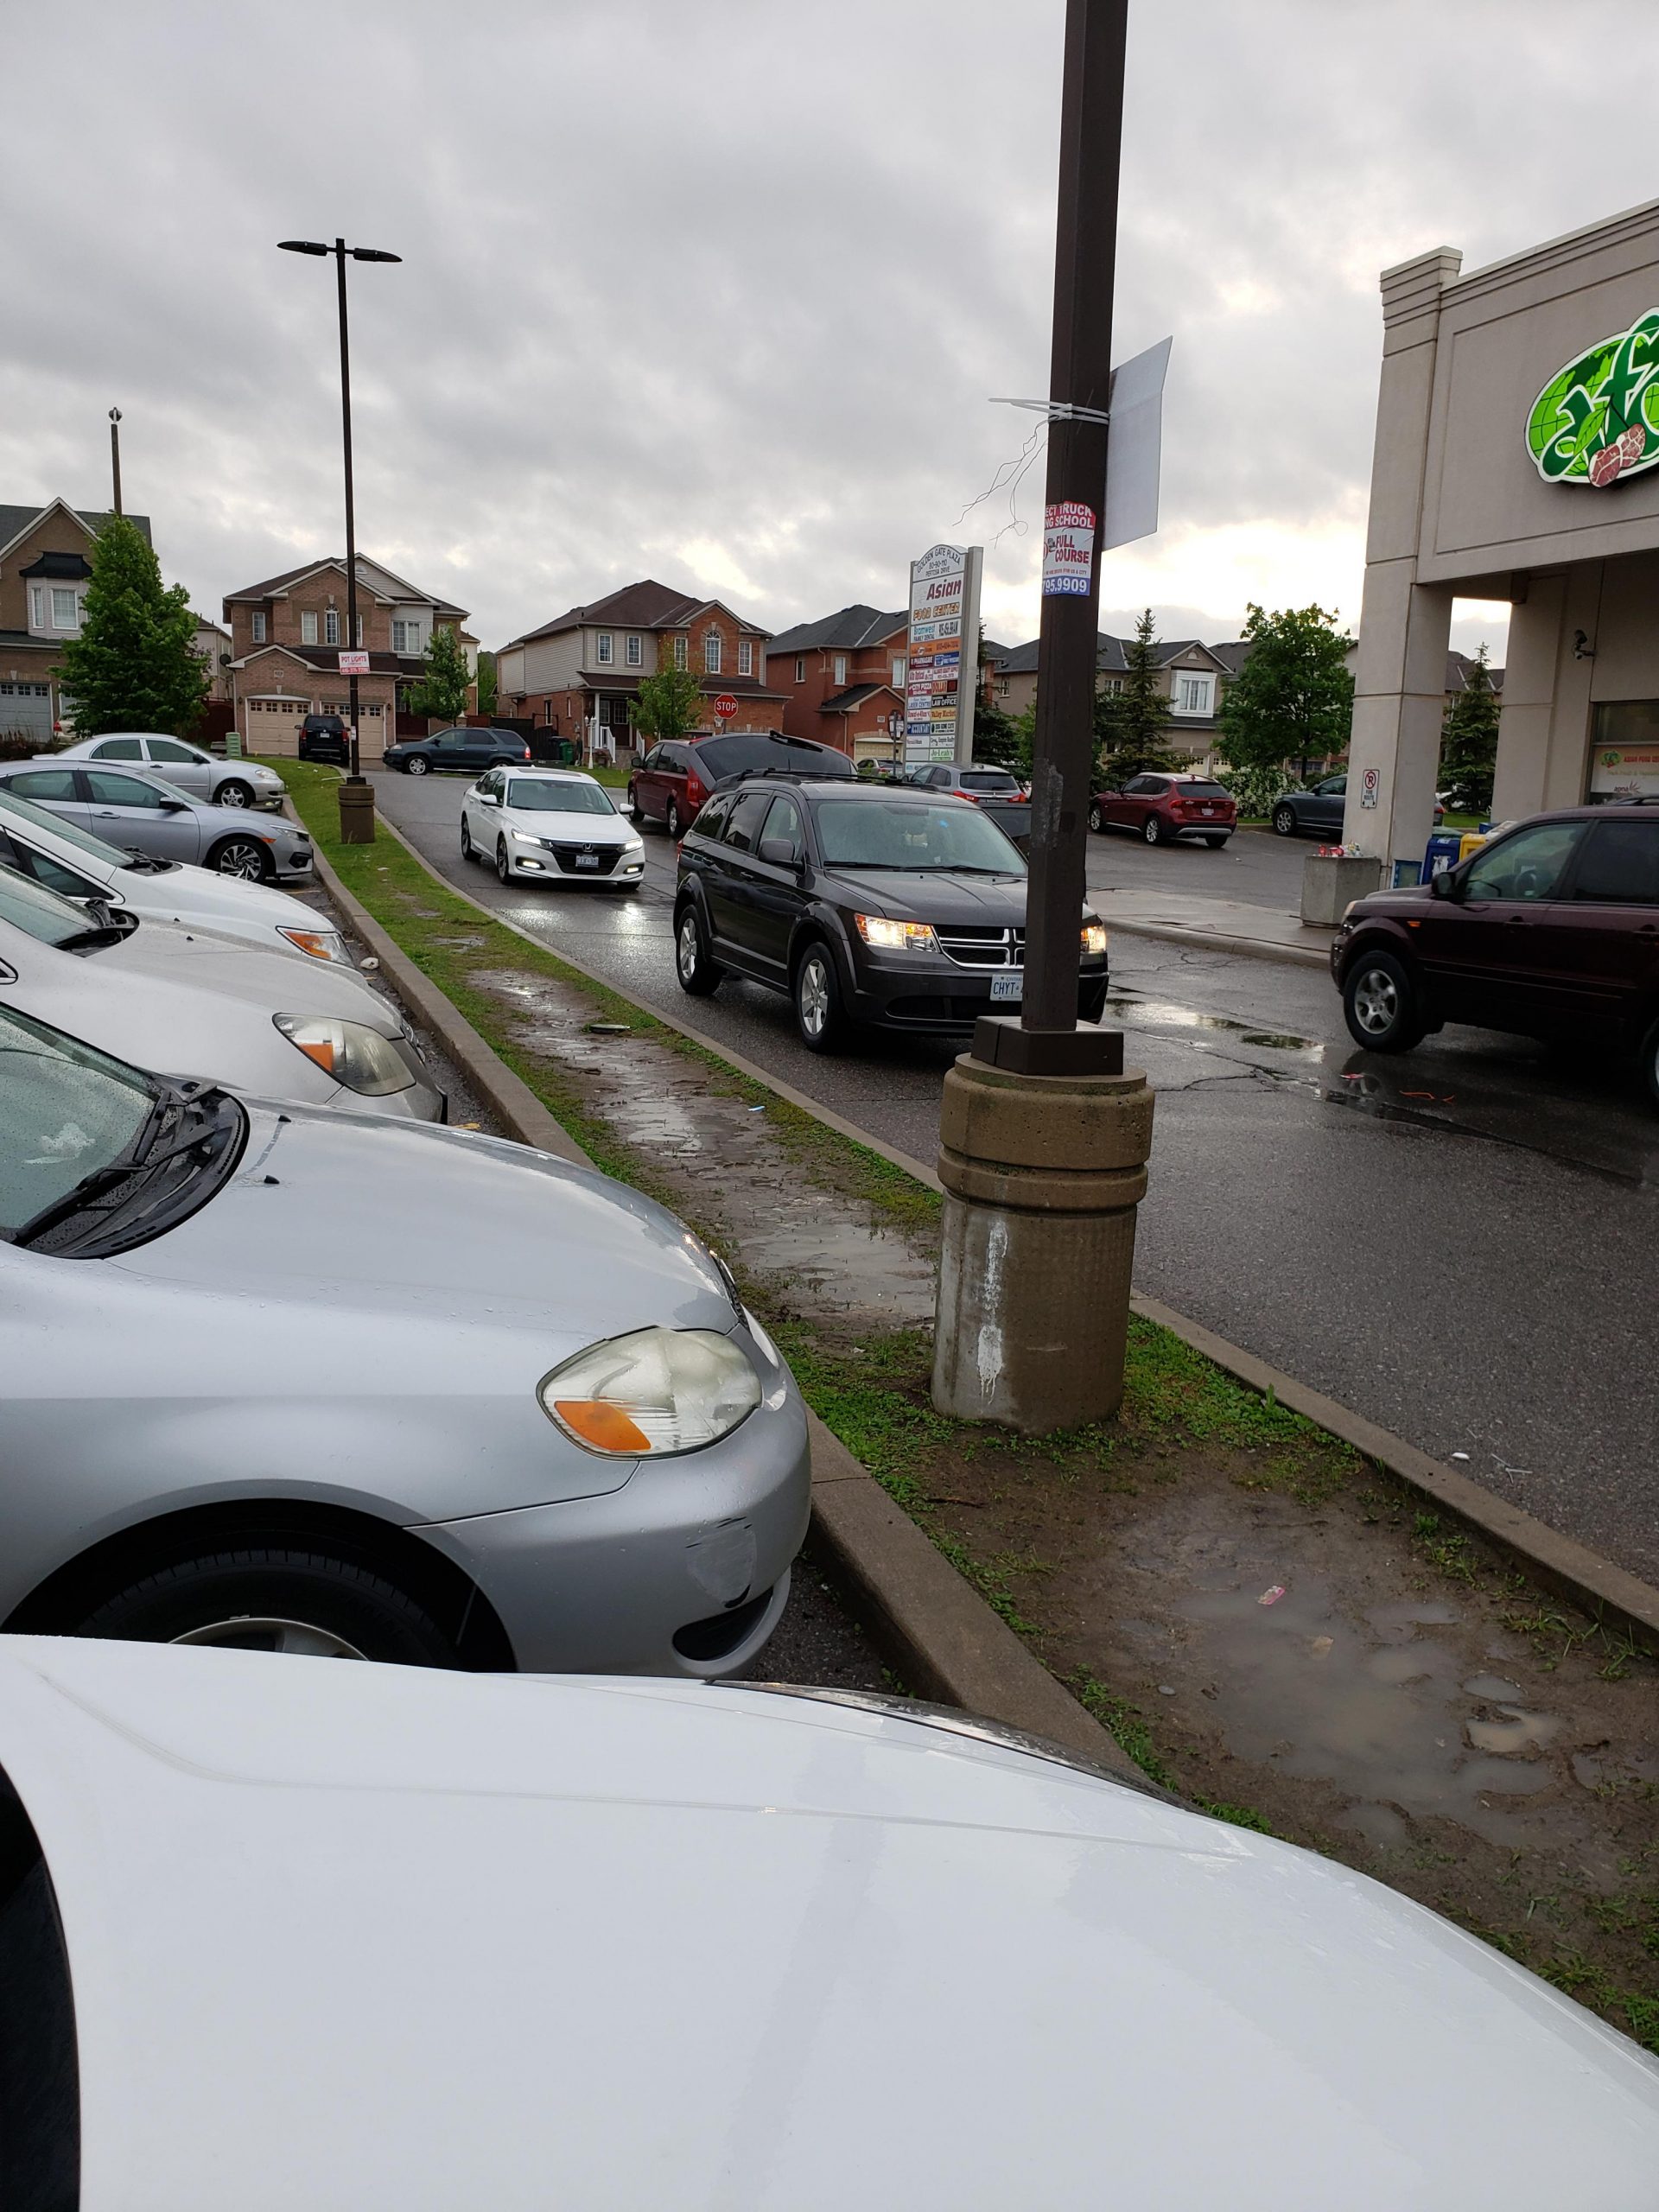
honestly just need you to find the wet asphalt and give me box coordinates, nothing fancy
[370,772,1659,1587]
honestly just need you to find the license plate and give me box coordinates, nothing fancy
[574,853,599,869]
[1200,805,1215,816]
[990,973,1022,1002]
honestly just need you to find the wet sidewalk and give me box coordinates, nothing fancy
[1090,884,1335,968]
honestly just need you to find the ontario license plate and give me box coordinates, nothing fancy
[990,973,1022,1002]
[575,853,599,868]
[1200,804,1215,815]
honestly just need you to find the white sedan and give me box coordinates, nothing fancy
[461,765,645,887]
[1,1639,1655,2211]
[0,782,351,966]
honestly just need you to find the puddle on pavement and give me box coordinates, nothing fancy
[471,968,938,1333]
[1103,993,1321,1061]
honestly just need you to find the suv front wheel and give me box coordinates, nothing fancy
[793,940,848,1053]
[1343,947,1425,1053]
[675,902,721,995]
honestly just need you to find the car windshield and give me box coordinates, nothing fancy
[506,779,615,815]
[0,1003,156,1236]
[0,861,124,949]
[0,786,126,868]
[814,798,1026,874]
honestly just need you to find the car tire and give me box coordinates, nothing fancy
[1143,815,1164,846]
[460,817,474,861]
[1204,835,1230,849]
[406,755,429,777]
[73,1547,459,1666]
[495,838,512,885]
[215,778,254,809]
[793,940,848,1053]
[665,800,682,842]
[627,790,644,825]
[207,836,272,882]
[675,902,721,995]
[1272,803,1297,836]
[1088,799,1104,832]
[1343,947,1426,1053]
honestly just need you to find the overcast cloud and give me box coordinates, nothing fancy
[6,0,1659,664]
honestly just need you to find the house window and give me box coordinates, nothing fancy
[672,635,688,671]
[596,632,613,665]
[1103,677,1123,696]
[392,619,422,654]
[892,656,906,687]
[626,633,642,667]
[833,653,848,685]
[325,609,340,645]
[29,586,44,627]
[356,615,364,647]
[795,657,804,683]
[301,611,319,644]
[51,588,79,628]
[738,639,753,677]
[704,629,722,675]
[251,611,267,643]
[1173,672,1214,715]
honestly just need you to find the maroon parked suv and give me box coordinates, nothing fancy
[1088,772,1236,848]
[1332,804,1659,1103]
[629,731,854,840]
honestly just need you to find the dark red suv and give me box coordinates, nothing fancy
[1089,772,1236,848]
[1332,804,1659,1103]
[628,731,854,840]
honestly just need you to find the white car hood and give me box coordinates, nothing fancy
[502,804,635,843]
[1,1640,1653,2212]
[81,912,391,1025]
[111,858,331,936]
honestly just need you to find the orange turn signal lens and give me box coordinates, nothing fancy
[550,1399,652,1453]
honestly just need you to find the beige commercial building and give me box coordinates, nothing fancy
[1346,199,1659,877]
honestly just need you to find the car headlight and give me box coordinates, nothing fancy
[623,836,644,854]
[538,1325,761,1456]
[272,1014,416,1095]
[511,829,544,845]
[1081,921,1109,957]
[855,914,937,952]
[276,925,349,964]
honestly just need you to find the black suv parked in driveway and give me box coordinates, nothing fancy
[673,772,1110,1052]
[297,714,350,766]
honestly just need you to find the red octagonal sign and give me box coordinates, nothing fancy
[712,692,740,720]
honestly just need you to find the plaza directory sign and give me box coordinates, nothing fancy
[905,543,982,766]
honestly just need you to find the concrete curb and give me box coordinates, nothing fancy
[1103,914,1332,969]
[313,792,1659,1663]
[298,804,1147,1776]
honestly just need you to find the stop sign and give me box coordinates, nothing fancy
[712,693,739,720]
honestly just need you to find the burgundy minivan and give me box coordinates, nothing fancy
[628,732,854,839]
[1332,804,1659,1103]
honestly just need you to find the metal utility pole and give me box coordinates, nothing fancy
[108,409,123,517]
[1018,0,1126,1046]
[278,235,401,837]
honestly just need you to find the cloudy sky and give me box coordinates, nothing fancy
[5,0,1657,663]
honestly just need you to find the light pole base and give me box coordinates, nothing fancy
[338,776,376,844]
[931,1047,1154,1433]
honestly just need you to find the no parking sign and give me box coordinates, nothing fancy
[1360,766,1380,810]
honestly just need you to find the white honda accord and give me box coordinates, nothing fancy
[460,764,645,887]
[0,1639,1655,2211]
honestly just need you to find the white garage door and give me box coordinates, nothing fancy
[245,696,308,756]
[0,681,54,746]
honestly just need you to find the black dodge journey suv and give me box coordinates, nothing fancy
[673,771,1109,1052]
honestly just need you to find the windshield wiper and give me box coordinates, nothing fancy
[118,853,173,874]
[56,899,139,953]
[13,1081,242,1255]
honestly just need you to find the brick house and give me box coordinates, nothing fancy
[0,498,152,743]
[495,580,782,754]
[990,632,1236,766]
[221,555,471,760]
[763,605,912,762]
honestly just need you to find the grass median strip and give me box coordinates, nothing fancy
[276,755,1659,2050]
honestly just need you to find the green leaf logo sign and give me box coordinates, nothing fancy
[1527,310,1659,487]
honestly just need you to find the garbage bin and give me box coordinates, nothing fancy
[1423,831,1463,880]
[1459,828,1493,863]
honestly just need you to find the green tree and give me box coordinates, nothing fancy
[404,623,473,722]
[1438,645,1501,815]
[1217,601,1353,781]
[475,649,498,719]
[631,653,706,747]
[1096,609,1179,782]
[55,515,208,738]
[973,697,1025,772]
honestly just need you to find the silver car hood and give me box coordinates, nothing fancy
[2,1641,1655,2212]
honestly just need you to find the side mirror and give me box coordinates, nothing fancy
[158,799,190,814]
[481,792,500,807]
[758,836,801,869]
[1430,867,1458,901]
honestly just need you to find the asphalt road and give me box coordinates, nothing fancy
[372,769,1659,1586]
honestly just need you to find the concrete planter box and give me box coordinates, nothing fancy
[1300,854,1384,926]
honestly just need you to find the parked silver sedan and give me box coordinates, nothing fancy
[54,731,285,810]
[0,759,311,880]
[0,1002,806,1673]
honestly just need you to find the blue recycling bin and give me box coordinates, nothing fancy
[1423,831,1463,880]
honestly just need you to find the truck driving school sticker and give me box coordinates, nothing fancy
[1042,502,1096,594]
[1527,310,1659,487]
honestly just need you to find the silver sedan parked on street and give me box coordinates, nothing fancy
[0,1003,807,1673]
[0,759,311,881]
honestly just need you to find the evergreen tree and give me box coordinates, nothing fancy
[972,698,1025,772]
[1217,601,1353,780]
[55,516,208,737]
[404,623,473,722]
[1438,645,1501,815]
[475,649,498,719]
[1096,609,1179,782]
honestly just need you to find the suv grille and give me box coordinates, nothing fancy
[935,924,1024,969]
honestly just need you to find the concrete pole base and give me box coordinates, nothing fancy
[931,1053,1154,1433]
[337,778,377,845]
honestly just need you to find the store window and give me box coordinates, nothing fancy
[1588,700,1659,802]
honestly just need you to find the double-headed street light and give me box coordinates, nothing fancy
[277,238,402,834]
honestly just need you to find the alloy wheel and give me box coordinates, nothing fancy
[169,1616,366,1659]
[1351,966,1399,1036]
[215,840,265,879]
[407,755,429,775]
[216,779,253,808]
[666,801,681,841]
[677,909,700,982]
[798,953,830,1038]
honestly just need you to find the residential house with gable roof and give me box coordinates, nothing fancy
[0,497,153,743]
[989,632,1237,765]
[494,580,782,753]
[764,604,911,762]
[221,554,471,760]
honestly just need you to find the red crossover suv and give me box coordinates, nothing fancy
[1332,804,1659,1104]
[629,731,855,840]
[1089,773,1237,848]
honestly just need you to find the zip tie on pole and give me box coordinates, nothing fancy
[989,396,1113,426]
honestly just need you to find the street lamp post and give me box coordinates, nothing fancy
[278,236,401,838]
